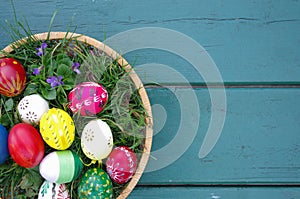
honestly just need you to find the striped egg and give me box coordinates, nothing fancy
[0,58,26,97]
[39,150,83,184]
[40,108,75,150]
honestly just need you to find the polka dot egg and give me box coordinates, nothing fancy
[78,168,113,199]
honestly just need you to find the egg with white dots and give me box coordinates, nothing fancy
[78,168,113,199]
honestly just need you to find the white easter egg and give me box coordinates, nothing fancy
[39,150,83,183]
[17,94,49,124]
[38,181,70,199]
[81,119,113,161]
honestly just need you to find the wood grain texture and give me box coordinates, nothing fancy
[129,187,300,199]
[1,0,300,83]
[0,1,299,198]
[141,88,300,184]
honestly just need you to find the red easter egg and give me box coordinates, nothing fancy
[0,58,27,97]
[8,123,44,168]
[106,146,137,184]
[68,82,108,116]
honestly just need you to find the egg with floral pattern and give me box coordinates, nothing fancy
[78,168,113,199]
[38,181,70,199]
[106,146,137,184]
[0,58,26,97]
[68,82,108,116]
[17,94,49,124]
[81,119,113,161]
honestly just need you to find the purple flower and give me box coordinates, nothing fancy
[32,65,44,75]
[41,42,47,49]
[33,68,40,75]
[72,62,81,74]
[46,76,64,88]
[36,42,48,57]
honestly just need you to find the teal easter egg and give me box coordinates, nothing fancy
[78,168,113,199]
[39,150,83,183]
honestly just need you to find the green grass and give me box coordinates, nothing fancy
[0,11,148,199]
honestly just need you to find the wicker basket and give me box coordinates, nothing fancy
[1,32,153,198]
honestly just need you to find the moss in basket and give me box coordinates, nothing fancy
[0,10,147,199]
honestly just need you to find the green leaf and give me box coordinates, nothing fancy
[0,114,11,126]
[4,98,14,111]
[45,60,57,77]
[56,53,68,62]
[28,64,39,70]
[57,64,72,77]
[58,57,72,66]
[42,52,52,66]
[19,169,42,198]
[62,78,75,90]
[58,93,67,105]
[62,84,73,91]
[23,83,38,96]
[41,87,57,100]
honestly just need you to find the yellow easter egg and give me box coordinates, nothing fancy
[40,108,75,150]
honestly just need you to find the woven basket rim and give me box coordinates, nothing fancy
[1,31,153,199]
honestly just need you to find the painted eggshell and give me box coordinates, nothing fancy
[17,94,49,124]
[68,82,108,116]
[39,150,83,184]
[106,146,137,184]
[40,108,75,150]
[0,58,26,97]
[38,181,70,199]
[78,168,113,199]
[81,119,113,161]
[0,124,9,164]
[8,123,44,168]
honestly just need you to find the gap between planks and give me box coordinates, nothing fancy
[136,183,300,188]
[145,83,300,89]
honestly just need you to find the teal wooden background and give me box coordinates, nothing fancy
[1,0,300,198]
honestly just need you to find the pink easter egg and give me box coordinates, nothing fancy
[106,146,137,184]
[68,82,108,116]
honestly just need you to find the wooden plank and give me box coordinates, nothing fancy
[129,186,300,199]
[1,0,300,83]
[139,87,300,184]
